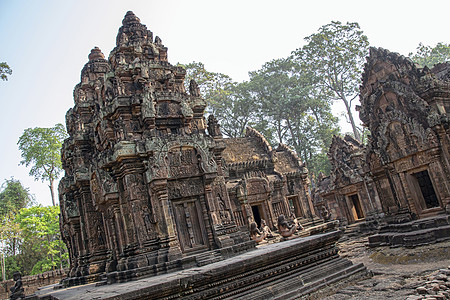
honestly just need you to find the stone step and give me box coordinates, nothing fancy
[32,231,368,300]
[195,250,223,267]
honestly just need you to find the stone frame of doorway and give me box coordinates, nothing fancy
[405,166,443,217]
[346,193,365,223]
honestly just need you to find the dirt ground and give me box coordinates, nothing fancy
[321,236,450,300]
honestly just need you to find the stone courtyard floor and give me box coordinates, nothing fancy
[321,236,450,300]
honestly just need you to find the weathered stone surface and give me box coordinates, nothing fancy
[224,129,321,233]
[314,47,450,245]
[58,12,338,298]
[59,11,252,286]
[32,231,368,300]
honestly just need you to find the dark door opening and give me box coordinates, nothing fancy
[251,205,262,228]
[350,194,364,220]
[413,170,439,209]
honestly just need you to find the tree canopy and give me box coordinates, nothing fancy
[248,57,339,177]
[409,42,450,68]
[17,124,68,206]
[0,178,34,218]
[0,205,68,280]
[292,21,369,142]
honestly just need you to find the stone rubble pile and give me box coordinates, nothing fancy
[407,267,450,300]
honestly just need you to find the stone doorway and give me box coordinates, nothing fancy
[251,205,262,228]
[349,194,365,220]
[171,198,208,253]
[413,170,439,209]
[288,195,302,218]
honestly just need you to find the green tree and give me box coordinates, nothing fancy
[0,179,34,279]
[212,81,258,138]
[0,62,12,81]
[292,21,369,142]
[409,42,450,68]
[248,57,339,179]
[179,61,235,113]
[180,61,257,137]
[0,213,21,280]
[16,206,68,274]
[17,124,68,206]
[0,178,34,217]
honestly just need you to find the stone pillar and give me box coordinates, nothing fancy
[150,180,182,261]
[78,183,108,276]
[200,187,215,247]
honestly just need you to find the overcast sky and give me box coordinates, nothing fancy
[0,0,448,206]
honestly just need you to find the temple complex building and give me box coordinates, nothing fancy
[315,135,382,227]
[58,11,319,286]
[316,48,450,237]
[223,127,317,231]
[59,11,253,285]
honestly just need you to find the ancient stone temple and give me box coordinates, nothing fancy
[52,12,369,299]
[59,11,251,285]
[359,48,450,221]
[315,135,383,227]
[223,127,318,230]
[316,47,450,245]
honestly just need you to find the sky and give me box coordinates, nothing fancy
[0,0,448,206]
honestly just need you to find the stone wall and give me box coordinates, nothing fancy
[0,269,67,300]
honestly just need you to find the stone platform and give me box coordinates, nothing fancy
[31,231,367,299]
[368,215,450,248]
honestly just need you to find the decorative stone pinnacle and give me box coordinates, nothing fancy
[122,11,140,25]
[88,47,105,61]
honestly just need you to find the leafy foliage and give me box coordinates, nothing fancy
[248,57,339,179]
[16,206,68,275]
[180,62,257,137]
[0,205,68,279]
[17,124,68,206]
[0,178,34,217]
[409,42,450,68]
[0,62,12,81]
[292,21,369,142]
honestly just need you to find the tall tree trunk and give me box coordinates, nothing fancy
[49,179,56,206]
[342,97,361,142]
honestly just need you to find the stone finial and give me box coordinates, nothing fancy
[122,11,141,25]
[88,47,105,61]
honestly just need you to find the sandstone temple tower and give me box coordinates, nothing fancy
[59,11,250,285]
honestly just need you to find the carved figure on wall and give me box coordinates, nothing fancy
[277,214,296,238]
[249,222,266,243]
[142,204,156,233]
[9,272,24,300]
[97,225,105,245]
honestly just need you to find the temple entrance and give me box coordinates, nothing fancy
[251,205,262,228]
[288,196,302,218]
[172,198,208,253]
[349,194,364,220]
[413,170,439,209]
